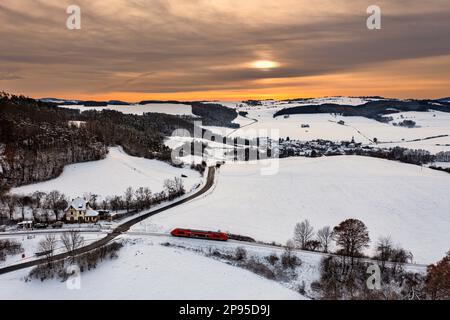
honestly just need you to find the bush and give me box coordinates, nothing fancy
[312,256,426,300]
[0,239,23,261]
[234,247,247,261]
[281,246,301,269]
[27,242,123,282]
[265,254,279,266]
[245,258,276,280]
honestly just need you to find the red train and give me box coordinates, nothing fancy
[171,228,228,242]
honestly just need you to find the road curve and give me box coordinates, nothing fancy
[0,167,216,276]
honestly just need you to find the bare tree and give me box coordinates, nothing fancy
[142,187,152,208]
[317,226,333,253]
[294,219,314,250]
[89,194,99,210]
[332,219,370,266]
[38,234,58,266]
[31,191,46,208]
[16,198,26,221]
[164,177,185,200]
[45,191,68,221]
[110,195,123,211]
[60,230,84,261]
[4,195,17,222]
[375,236,393,270]
[124,187,134,212]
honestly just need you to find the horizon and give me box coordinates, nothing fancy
[1,1,450,101]
[33,94,447,104]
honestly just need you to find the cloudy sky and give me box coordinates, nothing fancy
[1,0,450,101]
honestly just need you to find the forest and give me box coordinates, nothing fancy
[0,92,206,192]
[274,99,450,122]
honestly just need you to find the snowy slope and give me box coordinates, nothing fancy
[0,237,303,300]
[58,103,194,116]
[11,147,202,200]
[135,156,450,264]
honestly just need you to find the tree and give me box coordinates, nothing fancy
[305,240,321,252]
[294,219,314,250]
[89,194,99,210]
[4,195,17,221]
[332,219,370,266]
[317,226,332,253]
[390,246,413,275]
[44,191,68,221]
[38,234,58,266]
[124,187,134,212]
[375,236,393,270]
[164,177,185,200]
[426,251,450,300]
[110,195,123,211]
[31,191,46,208]
[31,191,47,222]
[281,240,300,269]
[61,230,84,262]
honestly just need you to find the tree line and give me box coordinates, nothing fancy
[0,177,185,224]
[289,218,449,300]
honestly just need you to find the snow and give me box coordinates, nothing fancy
[164,136,237,165]
[11,147,202,200]
[59,103,195,116]
[0,233,104,268]
[0,236,303,300]
[135,156,450,264]
[204,109,450,153]
[68,198,88,211]
[431,162,450,168]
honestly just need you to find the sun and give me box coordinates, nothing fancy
[251,60,279,70]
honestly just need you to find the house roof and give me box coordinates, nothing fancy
[17,221,33,225]
[68,197,87,211]
[86,209,99,217]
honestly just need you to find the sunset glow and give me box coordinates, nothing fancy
[1,0,449,101]
[251,60,279,70]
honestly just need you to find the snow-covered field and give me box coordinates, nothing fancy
[59,103,195,116]
[134,156,450,264]
[11,147,202,200]
[0,236,303,300]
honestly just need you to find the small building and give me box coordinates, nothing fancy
[17,221,33,230]
[85,209,100,223]
[65,197,99,223]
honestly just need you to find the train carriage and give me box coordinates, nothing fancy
[171,228,228,242]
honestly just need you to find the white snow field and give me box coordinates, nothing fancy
[11,147,202,200]
[135,156,450,264]
[59,103,194,116]
[0,237,303,300]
